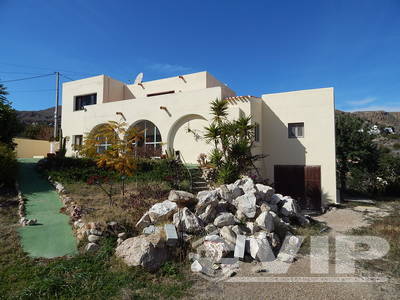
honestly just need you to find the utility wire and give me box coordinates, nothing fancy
[60,74,75,81]
[10,89,56,93]
[0,62,97,77]
[0,71,44,75]
[0,73,55,83]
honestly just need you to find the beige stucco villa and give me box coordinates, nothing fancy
[61,71,337,209]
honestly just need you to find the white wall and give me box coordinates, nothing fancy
[261,88,337,205]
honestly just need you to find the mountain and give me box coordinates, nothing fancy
[16,106,61,126]
[17,106,400,133]
[351,111,400,132]
[336,110,400,132]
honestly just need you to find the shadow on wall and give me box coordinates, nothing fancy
[260,100,306,180]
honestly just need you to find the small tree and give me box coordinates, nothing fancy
[203,99,261,184]
[0,84,21,147]
[336,113,380,197]
[80,120,141,204]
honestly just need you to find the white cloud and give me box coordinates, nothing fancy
[347,97,376,106]
[347,105,400,112]
[147,63,191,75]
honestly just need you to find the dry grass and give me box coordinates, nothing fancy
[351,200,400,278]
[0,192,192,299]
[64,181,170,233]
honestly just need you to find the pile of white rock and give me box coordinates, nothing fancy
[116,177,311,273]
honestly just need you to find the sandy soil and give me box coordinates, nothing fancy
[187,204,400,300]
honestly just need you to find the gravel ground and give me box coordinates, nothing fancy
[188,204,400,299]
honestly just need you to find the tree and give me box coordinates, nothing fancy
[80,120,141,204]
[203,99,262,184]
[335,113,379,197]
[0,84,21,147]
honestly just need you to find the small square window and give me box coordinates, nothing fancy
[288,122,304,138]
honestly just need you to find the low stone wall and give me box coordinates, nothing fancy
[48,177,128,252]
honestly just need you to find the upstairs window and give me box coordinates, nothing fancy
[146,91,175,97]
[75,93,97,111]
[288,122,304,138]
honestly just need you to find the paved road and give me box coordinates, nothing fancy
[17,158,77,258]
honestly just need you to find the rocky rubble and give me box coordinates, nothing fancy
[117,177,311,274]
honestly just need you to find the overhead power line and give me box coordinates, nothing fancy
[60,74,75,81]
[0,73,55,83]
[10,88,56,93]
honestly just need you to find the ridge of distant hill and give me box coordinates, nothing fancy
[17,106,400,132]
[16,106,61,126]
[336,110,400,132]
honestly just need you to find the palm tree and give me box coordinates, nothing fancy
[210,98,228,124]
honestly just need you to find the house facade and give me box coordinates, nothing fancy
[62,71,337,208]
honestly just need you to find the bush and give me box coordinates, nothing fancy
[37,156,116,183]
[393,143,400,150]
[37,156,191,190]
[0,143,17,188]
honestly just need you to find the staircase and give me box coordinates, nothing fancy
[186,165,208,193]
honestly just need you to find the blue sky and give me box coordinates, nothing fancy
[0,0,399,111]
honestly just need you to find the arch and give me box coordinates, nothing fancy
[127,119,162,157]
[167,114,207,152]
[89,123,118,154]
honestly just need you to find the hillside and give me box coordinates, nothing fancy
[17,106,61,126]
[351,111,400,132]
[17,106,400,132]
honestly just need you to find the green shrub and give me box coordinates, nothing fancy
[0,143,17,188]
[37,156,191,189]
[37,156,116,183]
[393,143,400,150]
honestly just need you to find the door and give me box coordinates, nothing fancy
[274,165,321,211]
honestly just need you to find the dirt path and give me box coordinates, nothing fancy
[17,159,77,258]
[188,204,399,299]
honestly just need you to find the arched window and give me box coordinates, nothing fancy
[89,123,118,154]
[129,120,162,156]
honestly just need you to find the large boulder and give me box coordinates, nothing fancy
[148,200,177,223]
[173,207,202,233]
[280,197,300,217]
[196,190,220,214]
[236,193,257,218]
[214,212,237,227]
[203,235,231,263]
[254,211,275,232]
[136,212,152,229]
[168,190,198,207]
[247,232,275,262]
[220,226,236,250]
[255,184,275,202]
[226,183,244,199]
[198,204,217,224]
[115,233,168,271]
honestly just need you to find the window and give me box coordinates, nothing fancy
[74,93,97,111]
[129,120,162,156]
[254,123,260,142]
[288,122,304,138]
[96,136,112,154]
[146,91,175,97]
[73,135,83,151]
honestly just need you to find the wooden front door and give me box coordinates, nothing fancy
[274,165,321,211]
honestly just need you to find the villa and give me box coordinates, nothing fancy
[61,71,337,209]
